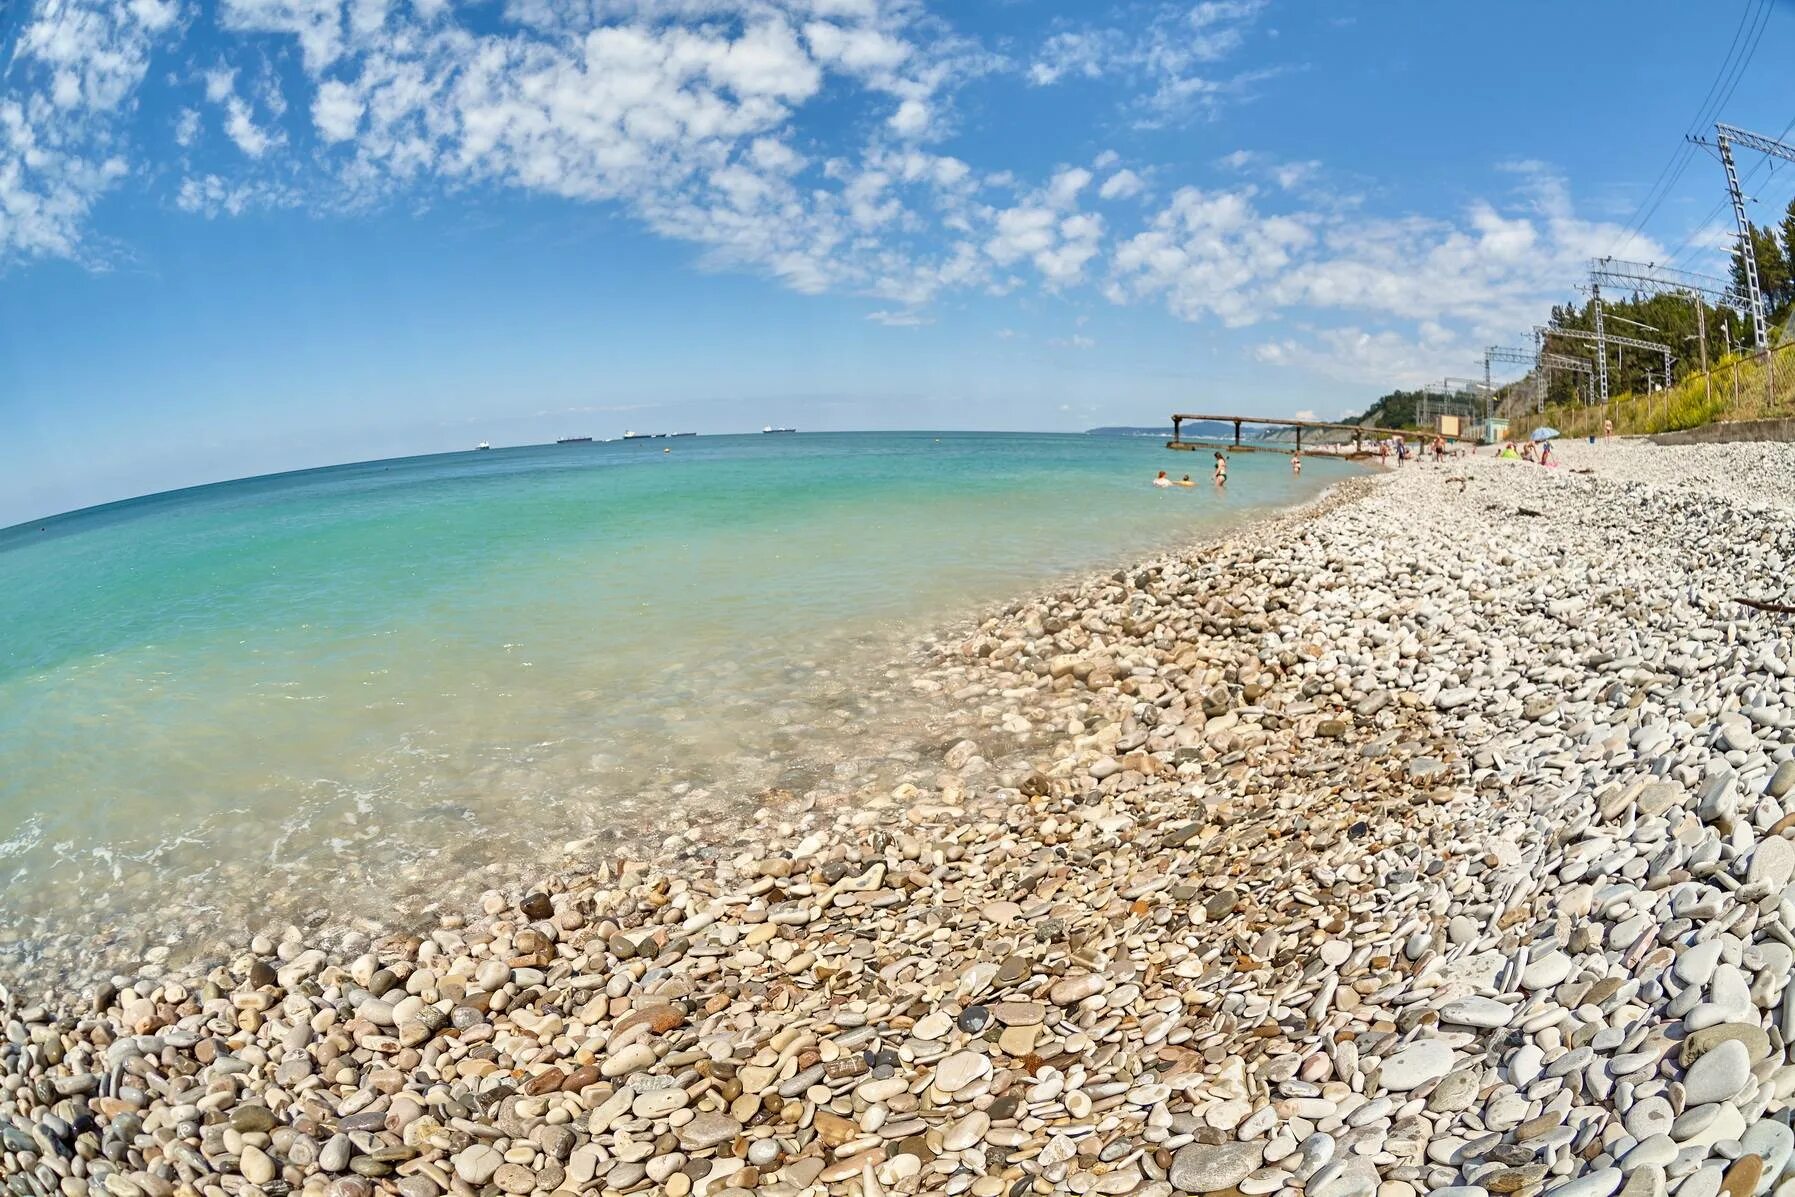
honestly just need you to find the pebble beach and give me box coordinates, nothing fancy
[8,437,1795,1197]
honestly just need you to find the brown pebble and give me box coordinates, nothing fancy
[1721,1154,1763,1197]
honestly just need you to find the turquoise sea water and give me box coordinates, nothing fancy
[0,432,1346,982]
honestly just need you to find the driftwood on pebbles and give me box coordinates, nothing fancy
[7,438,1795,1197]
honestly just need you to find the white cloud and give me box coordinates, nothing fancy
[176,172,297,216]
[311,79,363,142]
[1045,166,1090,209]
[1049,332,1096,349]
[200,65,283,158]
[1111,165,1665,385]
[0,0,1673,400]
[1109,186,1314,325]
[867,308,932,326]
[1218,149,1322,192]
[218,0,349,74]
[0,0,177,263]
[888,97,930,137]
[1027,0,1274,126]
[1253,328,1449,388]
[1292,409,1316,421]
[1098,168,1143,201]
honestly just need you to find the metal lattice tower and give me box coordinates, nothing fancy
[1485,345,1538,412]
[1589,256,1749,399]
[1692,123,1795,352]
[1536,325,1675,393]
[1539,352,1595,405]
[1591,284,1609,405]
[1717,133,1769,354]
[1588,257,1750,310]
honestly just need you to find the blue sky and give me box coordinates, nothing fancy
[3,0,1794,524]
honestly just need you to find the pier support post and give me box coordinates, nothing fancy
[1234,420,1242,447]
[1354,429,1362,455]
[1296,427,1302,453]
[1173,415,1182,445]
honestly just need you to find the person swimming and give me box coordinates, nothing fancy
[1176,474,1196,487]
[1153,470,1172,488]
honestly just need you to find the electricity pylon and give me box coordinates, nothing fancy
[1485,345,1539,412]
[1688,122,1795,399]
[1589,257,1748,406]
[1536,325,1675,396]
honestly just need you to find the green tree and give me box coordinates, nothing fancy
[1780,198,1795,325]
[1731,222,1792,323]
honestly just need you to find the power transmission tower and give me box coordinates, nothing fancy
[1690,122,1795,400]
[1589,257,1746,407]
[1539,352,1594,407]
[1588,258,1750,311]
[1591,283,1609,404]
[1485,345,1537,412]
[1692,123,1795,346]
[1536,325,1675,396]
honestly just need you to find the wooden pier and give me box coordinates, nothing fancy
[1168,413,1416,455]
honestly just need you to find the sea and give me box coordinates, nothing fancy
[0,431,1347,986]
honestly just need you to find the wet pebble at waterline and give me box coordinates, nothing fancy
[9,439,1795,1197]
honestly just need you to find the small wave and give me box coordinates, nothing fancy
[0,815,43,860]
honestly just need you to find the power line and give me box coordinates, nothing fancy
[1669,108,1795,268]
[1645,2,1774,239]
[1610,0,1772,254]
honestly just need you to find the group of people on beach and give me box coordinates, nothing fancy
[1376,434,1457,466]
[1153,448,1308,491]
[1155,449,1258,491]
[1496,439,1554,466]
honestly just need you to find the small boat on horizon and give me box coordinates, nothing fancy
[475,442,491,450]
[762,425,797,434]
[621,430,652,440]
[556,435,593,444]
[670,432,697,437]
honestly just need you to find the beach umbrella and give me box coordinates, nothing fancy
[1530,426,1559,441]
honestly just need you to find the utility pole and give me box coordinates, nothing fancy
[1711,127,1774,354]
[1698,302,1709,405]
[1692,122,1795,401]
[1590,257,1751,409]
[1592,283,1609,405]
[1482,345,1537,421]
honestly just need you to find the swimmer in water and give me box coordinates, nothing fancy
[1213,452,1228,487]
[1153,470,1172,488]
[1290,453,1302,475]
[1176,474,1196,487]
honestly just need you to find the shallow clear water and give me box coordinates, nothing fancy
[0,432,1345,983]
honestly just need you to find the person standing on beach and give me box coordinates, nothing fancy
[1379,439,1390,466]
[1213,452,1228,487]
[1604,418,1614,439]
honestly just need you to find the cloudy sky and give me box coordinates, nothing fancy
[3,0,1793,523]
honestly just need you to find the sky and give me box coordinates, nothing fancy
[2,0,1794,525]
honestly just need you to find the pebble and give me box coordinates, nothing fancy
[8,443,1795,1197]
[1169,1142,1264,1193]
[1380,1040,1455,1091]
[1683,1039,1752,1105]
